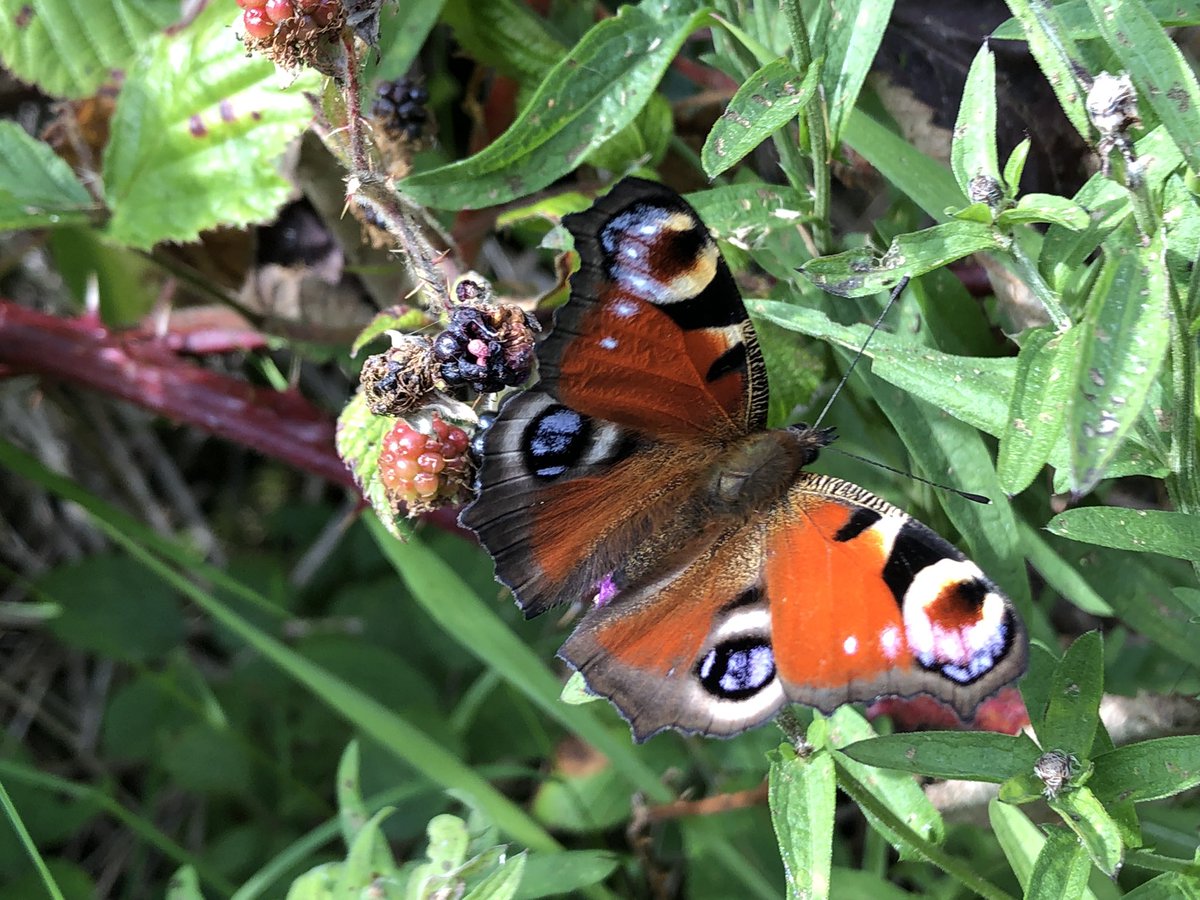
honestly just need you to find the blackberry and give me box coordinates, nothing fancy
[431,303,539,394]
[371,77,432,142]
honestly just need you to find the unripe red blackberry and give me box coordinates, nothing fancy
[378,415,473,515]
[243,7,276,38]
[264,0,294,23]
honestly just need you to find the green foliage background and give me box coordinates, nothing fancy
[1,0,1199,898]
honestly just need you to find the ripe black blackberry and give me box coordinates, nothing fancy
[371,78,431,142]
[431,303,539,394]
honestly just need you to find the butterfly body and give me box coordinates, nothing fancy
[461,178,1027,741]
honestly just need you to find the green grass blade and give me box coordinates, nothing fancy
[0,778,65,900]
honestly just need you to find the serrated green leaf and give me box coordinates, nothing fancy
[819,0,895,143]
[0,0,179,98]
[101,3,320,248]
[826,708,945,858]
[993,0,1200,40]
[800,221,1008,297]
[1046,507,1200,561]
[1038,631,1103,756]
[702,57,817,177]
[840,731,1043,783]
[399,6,712,209]
[998,193,1089,229]
[513,851,618,900]
[769,745,834,900]
[1050,786,1124,876]
[351,307,437,358]
[997,327,1082,495]
[1069,224,1170,494]
[1027,827,1091,899]
[1089,736,1200,803]
[334,392,407,541]
[951,44,1000,197]
[1084,0,1200,174]
[0,122,96,230]
[998,0,1092,141]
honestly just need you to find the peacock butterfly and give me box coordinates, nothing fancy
[461,178,1027,741]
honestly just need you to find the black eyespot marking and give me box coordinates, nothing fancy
[523,405,591,479]
[697,638,775,700]
[834,507,881,543]
[881,521,963,606]
[705,343,747,383]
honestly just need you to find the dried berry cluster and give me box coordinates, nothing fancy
[359,337,438,417]
[377,415,471,514]
[432,303,540,393]
[237,0,345,69]
[371,78,431,143]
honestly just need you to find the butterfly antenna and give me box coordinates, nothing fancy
[811,276,911,431]
[828,446,991,505]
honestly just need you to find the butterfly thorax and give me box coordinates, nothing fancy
[704,427,829,517]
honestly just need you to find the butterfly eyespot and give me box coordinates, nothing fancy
[697,638,776,700]
[523,405,592,479]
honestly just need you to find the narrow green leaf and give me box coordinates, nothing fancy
[1000,0,1092,140]
[702,57,818,177]
[362,0,447,84]
[1017,523,1112,617]
[425,814,470,871]
[751,302,1016,438]
[997,194,1089,230]
[0,778,66,900]
[827,708,945,857]
[951,44,1000,196]
[0,122,95,230]
[0,0,178,98]
[820,0,896,143]
[989,801,1047,893]
[769,745,834,900]
[686,183,813,240]
[1123,872,1200,899]
[337,808,398,893]
[1089,736,1200,803]
[335,742,394,876]
[166,866,204,900]
[1047,507,1200,562]
[801,221,1008,297]
[399,6,712,209]
[1027,827,1091,899]
[994,0,1200,40]
[840,731,1042,783]
[1070,225,1171,494]
[1003,137,1032,194]
[369,520,670,803]
[1037,631,1103,756]
[1049,787,1124,876]
[1084,0,1200,174]
[843,109,966,218]
[997,327,1082,495]
[463,852,526,900]
[514,852,619,900]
